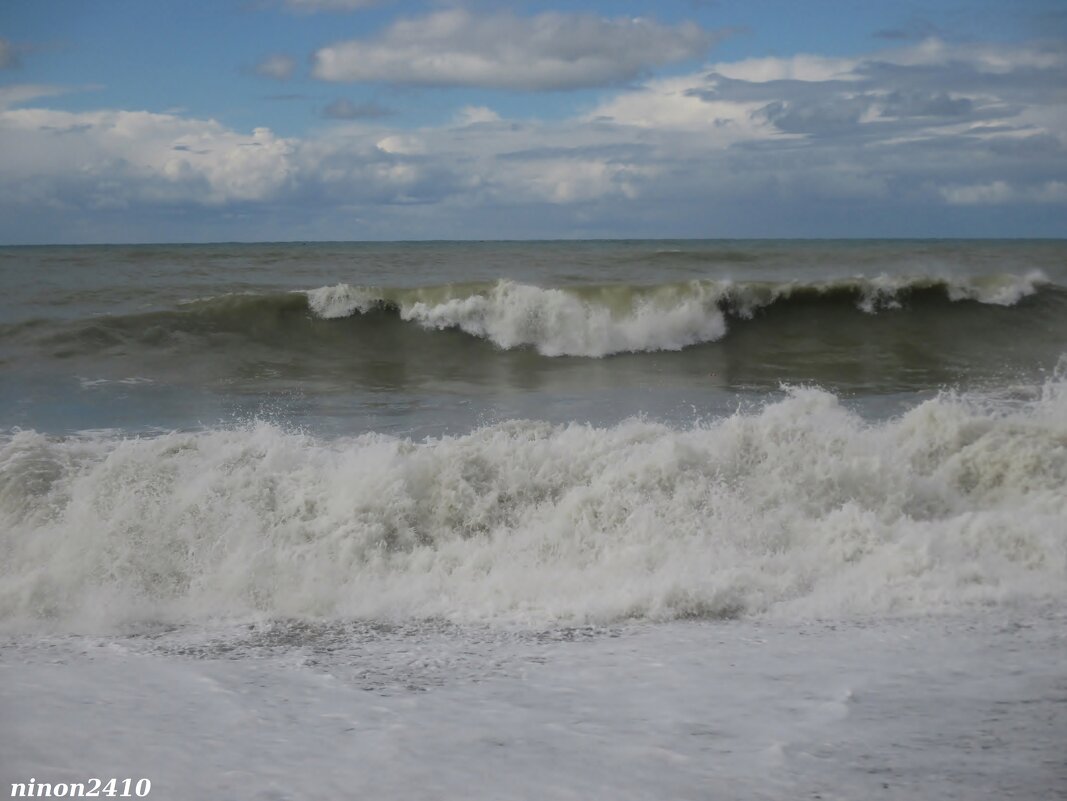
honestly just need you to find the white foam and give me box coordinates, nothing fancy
[2,380,1065,631]
[400,280,728,357]
[301,274,1049,356]
[305,283,381,319]
[78,376,156,389]
[943,268,1048,305]
[6,614,1065,800]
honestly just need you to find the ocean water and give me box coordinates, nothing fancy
[1,240,1066,799]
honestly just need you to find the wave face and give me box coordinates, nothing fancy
[2,379,1065,630]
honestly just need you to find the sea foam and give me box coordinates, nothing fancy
[2,378,1064,631]
[303,272,1049,357]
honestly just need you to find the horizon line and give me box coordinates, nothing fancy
[3,235,1066,248]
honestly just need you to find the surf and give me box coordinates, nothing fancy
[2,377,1064,631]
[7,271,1057,361]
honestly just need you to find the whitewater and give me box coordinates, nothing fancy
[2,381,1065,630]
[2,240,1066,800]
[308,271,1049,356]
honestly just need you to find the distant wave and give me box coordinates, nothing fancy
[2,377,1065,630]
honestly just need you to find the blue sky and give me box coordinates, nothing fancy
[0,0,1064,242]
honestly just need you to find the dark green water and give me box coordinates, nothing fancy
[1,240,1064,435]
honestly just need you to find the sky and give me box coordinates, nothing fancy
[0,0,1065,243]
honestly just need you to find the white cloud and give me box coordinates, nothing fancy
[510,158,655,203]
[0,108,295,205]
[586,73,772,140]
[255,54,297,81]
[0,84,73,109]
[590,36,1066,143]
[1,36,1064,240]
[375,134,424,155]
[711,54,860,83]
[454,106,500,126]
[885,37,1065,73]
[312,9,716,90]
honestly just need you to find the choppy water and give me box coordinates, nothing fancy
[1,239,1065,629]
[3,240,1067,801]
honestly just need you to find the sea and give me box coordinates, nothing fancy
[1,240,1065,800]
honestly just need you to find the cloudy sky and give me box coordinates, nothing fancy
[0,0,1065,243]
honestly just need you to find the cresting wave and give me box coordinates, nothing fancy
[306,272,1051,356]
[2,379,1065,630]
[9,271,1055,360]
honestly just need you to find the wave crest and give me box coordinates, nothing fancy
[400,281,728,357]
[303,271,1050,356]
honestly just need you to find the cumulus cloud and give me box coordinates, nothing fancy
[1,36,1065,240]
[586,73,770,138]
[595,37,1067,143]
[312,9,717,90]
[255,54,297,81]
[374,134,424,155]
[0,108,295,207]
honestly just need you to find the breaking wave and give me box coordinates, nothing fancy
[305,272,1052,356]
[2,377,1065,630]
[8,271,1056,362]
